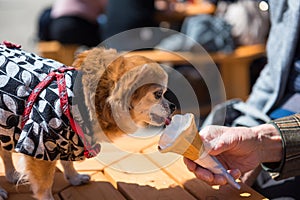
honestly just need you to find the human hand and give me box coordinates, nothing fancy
[184,124,282,186]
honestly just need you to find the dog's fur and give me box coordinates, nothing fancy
[0,47,175,200]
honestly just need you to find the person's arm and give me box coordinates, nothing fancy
[264,113,300,180]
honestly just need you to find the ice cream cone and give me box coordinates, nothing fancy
[158,113,204,160]
[158,113,241,190]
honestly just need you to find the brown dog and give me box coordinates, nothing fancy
[0,43,175,200]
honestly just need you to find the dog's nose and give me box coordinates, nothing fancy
[169,103,176,113]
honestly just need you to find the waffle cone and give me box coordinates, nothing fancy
[182,132,203,160]
[159,113,204,160]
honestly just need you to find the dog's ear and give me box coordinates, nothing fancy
[108,64,146,110]
[72,50,90,69]
[105,65,144,134]
[108,63,168,110]
[107,56,125,82]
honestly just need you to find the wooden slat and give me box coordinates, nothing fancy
[90,172,113,182]
[124,50,192,65]
[216,44,266,99]
[104,153,172,176]
[52,168,72,194]
[54,194,62,200]
[110,128,162,153]
[143,144,204,186]
[144,151,195,184]
[220,59,252,100]
[155,1,215,23]
[117,182,196,200]
[0,168,69,199]
[222,44,266,60]
[141,144,182,176]
[181,2,216,16]
[143,144,267,200]
[104,154,196,199]
[60,182,126,200]
[59,172,126,200]
[94,142,131,168]
[124,44,265,65]
[7,193,36,200]
[0,176,31,194]
[55,171,126,199]
[56,158,105,172]
[184,179,267,200]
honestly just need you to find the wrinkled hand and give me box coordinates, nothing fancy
[184,125,263,186]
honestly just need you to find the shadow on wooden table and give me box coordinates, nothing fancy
[116,179,267,200]
[0,173,266,200]
[0,169,124,200]
[183,178,266,200]
[117,182,195,200]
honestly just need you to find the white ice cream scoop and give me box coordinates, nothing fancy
[158,113,241,190]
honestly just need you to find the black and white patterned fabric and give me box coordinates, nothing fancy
[0,44,94,161]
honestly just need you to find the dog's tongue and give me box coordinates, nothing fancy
[165,117,171,126]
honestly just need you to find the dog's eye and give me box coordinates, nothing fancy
[154,90,163,99]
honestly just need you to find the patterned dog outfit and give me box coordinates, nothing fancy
[0,43,98,161]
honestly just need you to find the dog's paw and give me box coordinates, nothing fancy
[0,188,8,200]
[66,174,90,186]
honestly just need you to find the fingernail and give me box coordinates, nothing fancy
[203,174,212,182]
[231,169,241,179]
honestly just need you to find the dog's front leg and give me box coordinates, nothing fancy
[24,155,56,200]
[0,146,19,199]
[60,160,90,185]
[0,147,19,184]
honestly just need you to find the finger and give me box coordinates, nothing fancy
[194,167,228,186]
[213,169,241,186]
[228,169,242,180]
[183,158,197,172]
[213,174,227,185]
[194,166,214,183]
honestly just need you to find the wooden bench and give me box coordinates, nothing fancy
[155,1,216,24]
[37,41,266,101]
[126,44,266,101]
[37,41,79,66]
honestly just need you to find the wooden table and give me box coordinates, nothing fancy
[155,1,216,23]
[2,133,267,199]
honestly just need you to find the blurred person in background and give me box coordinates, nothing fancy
[38,0,107,47]
[102,0,156,40]
[205,0,270,46]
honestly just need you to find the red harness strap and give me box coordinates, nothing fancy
[2,40,21,49]
[21,67,100,158]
